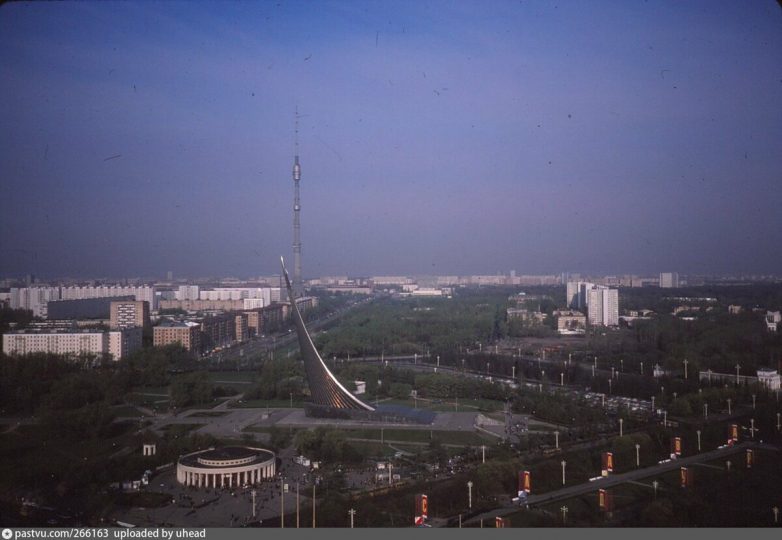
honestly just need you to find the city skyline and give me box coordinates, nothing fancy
[2,1,782,278]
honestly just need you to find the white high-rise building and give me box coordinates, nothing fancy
[10,287,61,318]
[587,288,619,326]
[659,272,679,288]
[566,281,598,310]
[176,285,200,301]
[60,285,158,310]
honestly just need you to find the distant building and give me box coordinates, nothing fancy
[660,272,679,288]
[153,320,201,352]
[60,285,157,310]
[728,305,743,315]
[176,285,200,301]
[47,296,134,320]
[10,287,61,318]
[587,288,619,326]
[756,368,780,390]
[507,309,545,324]
[766,311,781,332]
[159,298,269,311]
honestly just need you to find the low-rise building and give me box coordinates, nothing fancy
[757,368,780,390]
[554,310,586,334]
[766,311,781,332]
[153,320,201,352]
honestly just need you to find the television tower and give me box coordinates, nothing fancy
[292,110,303,299]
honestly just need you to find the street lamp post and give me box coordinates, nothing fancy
[561,505,568,525]
[481,445,486,464]
[640,361,644,375]
[619,418,624,437]
[467,481,473,509]
[704,403,708,419]
[773,507,779,525]
[777,412,781,432]
[696,430,701,452]
[728,398,732,415]
[280,477,285,529]
[735,363,741,385]
[251,489,257,518]
[561,460,567,485]
[683,359,688,380]
[652,480,659,499]
[512,366,516,380]
[296,482,300,528]
[651,396,655,412]
[635,444,640,467]
[349,508,356,529]
[663,410,668,427]
[555,431,559,449]
[752,394,756,410]
[561,372,564,386]
[750,418,757,439]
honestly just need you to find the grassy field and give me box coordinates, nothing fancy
[375,397,505,413]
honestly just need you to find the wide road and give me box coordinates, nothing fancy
[461,440,776,526]
[206,296,374,365]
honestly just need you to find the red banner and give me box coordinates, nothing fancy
[680,467,693,488]
[746,449,753,469]
[520,470,531,494]
[414,494,428,526]
[730,424,739,443]
[671,436,682,456]
[602,452,614,473]
[598,488,614,511]
[495,517,509,528]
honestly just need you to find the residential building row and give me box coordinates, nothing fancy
[2,327,142,360]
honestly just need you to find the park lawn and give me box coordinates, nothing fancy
[377,397,505,413]
[206,371,257,382]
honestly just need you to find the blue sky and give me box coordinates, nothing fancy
[1,0,781,279]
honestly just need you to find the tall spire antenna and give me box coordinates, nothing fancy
[292,107,303,299]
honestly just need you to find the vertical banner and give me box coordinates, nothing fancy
[671,436,682,457]
[601,452,614,475]
[520,470,531,494]
[680,466,693,488]
[495,517,509,528]
[729,424,739,444]
[746,448,753,469]
[414,494,428,526]
[598,488,614,512]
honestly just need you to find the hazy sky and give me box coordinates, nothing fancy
[1,1,781,279]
